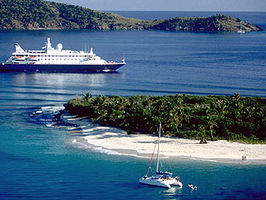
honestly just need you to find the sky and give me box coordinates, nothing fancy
[47,0,266,12]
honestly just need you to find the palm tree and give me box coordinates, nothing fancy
[206,114,218,140]
[204,105,218,140]
[82,92,92,100]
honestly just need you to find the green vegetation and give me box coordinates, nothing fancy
[65,94,266,143]
[150,15,262,32]
[0,0,150,30]
[0,0,262,32]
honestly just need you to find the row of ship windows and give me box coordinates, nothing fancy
[39,58,80,60]
[38,58,96,60]
[16,55,90,57]
[39,55,89,57]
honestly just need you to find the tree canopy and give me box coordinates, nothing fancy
[65,94,266,143]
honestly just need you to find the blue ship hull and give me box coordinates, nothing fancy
[0,63,125,73]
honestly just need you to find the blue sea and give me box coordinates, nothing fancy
[0,11,266,200]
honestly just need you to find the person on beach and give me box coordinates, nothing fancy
[199,137,207,144]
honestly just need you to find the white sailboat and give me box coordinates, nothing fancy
[139,123,183,189]
[237,23,246,34]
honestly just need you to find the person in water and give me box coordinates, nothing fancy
[188,183,197,190]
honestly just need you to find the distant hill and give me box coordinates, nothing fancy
[0,0,262,32]
[150,15,262,32]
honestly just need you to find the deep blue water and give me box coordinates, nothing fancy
[0,11,266,200]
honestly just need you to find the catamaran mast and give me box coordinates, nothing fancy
[156,123,161,173]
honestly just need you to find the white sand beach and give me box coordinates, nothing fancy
[67,124,266,163]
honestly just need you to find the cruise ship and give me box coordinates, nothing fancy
[0,38,126,72]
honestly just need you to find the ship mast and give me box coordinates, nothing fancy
[156,122,161,173]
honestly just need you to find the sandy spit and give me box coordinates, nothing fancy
[68,124,266,163]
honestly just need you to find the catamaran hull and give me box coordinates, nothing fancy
[172,180,183,187]
[0,63,125,73]
[139,177,171,188]
[139,176,183,189]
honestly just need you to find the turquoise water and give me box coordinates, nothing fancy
[0,11,266,199]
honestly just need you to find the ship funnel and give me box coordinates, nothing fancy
[15,43,24,53]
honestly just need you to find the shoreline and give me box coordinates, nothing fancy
[73,137,266,165]
[64,115,266,164]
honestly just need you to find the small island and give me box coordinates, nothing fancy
[63,93,266,162]
[0,0,262,32]
[65,93,266,144]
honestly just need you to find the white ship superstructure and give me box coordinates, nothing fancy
[1,38,125,72]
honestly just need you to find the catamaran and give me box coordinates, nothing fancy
[139,123,183,189]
